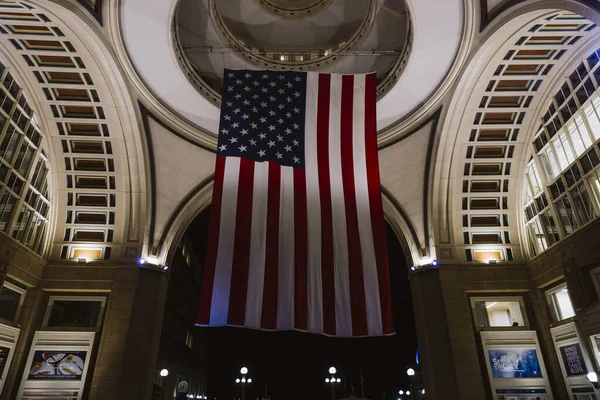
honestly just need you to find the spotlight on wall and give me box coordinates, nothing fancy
[432,259,439,267]
[410,266,416,271]
[163,265,169,271]
[138,258,146,265]
[587,372,599,389]
[160,369,169,377]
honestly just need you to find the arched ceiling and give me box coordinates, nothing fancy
[0,1,146,265]
[120,0,464,144]
[434,8,599,265]
[176,0,409,104]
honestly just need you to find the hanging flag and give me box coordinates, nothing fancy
[196,69,394,337]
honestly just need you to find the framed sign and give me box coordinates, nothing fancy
[559,343,588,376]
[488,349,543,378]
[28,351,87,380]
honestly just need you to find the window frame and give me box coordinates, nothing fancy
[41,295,106,332]
[0,281,26,325]
[545,283,576,323]
[470,295,530,331]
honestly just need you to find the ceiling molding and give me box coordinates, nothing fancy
[139,102,215,262]
[76,0,104,25]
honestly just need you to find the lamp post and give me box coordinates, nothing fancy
[235,367,252,400]
[325,367,341,400]
[406,368,416,400]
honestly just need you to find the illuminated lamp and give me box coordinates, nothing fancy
[71,248,102,261]
[473,250,503,263]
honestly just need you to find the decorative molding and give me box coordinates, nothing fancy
[253,0,334,18]
[76,0,103,25]
[139,102,215,259]
[380,107,443,258]
[479,0,600,31]
[208,0,377,71]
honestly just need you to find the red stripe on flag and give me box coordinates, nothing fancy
[364,73,393,334]
[317,73,336,336]
[340,75,368,336]
[197,156,226,325]
[261,162,281,330]
[293,168,308,331]
[227,158,255,326]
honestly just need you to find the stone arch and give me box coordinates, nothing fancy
[0,1,147,263]
[433,1,600,265]
[159,178,422,273]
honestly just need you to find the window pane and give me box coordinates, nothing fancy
[539,147,558,180]
[0,128,20,163]
[472,300,526,328]
[539,209,560,245]
[47,300,103,328]
[0,285,21,321]
[585,100,600,140]
[0,191,17,232]
[554,197,578,235]
[571,182,597,225]
[553,288,575,320]
[567,121,586,157]
[575,115,593,148]
[590,170,600,207]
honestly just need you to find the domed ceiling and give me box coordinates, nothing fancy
[175,0,410,105]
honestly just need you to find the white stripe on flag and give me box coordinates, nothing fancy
[304,72,323,333]
[277,166,295,330]
[328,74,352,337]
[352,75,383,335]
[245,161,268,328]
[210,156,240,325]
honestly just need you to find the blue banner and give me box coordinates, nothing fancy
[488,349,542,378]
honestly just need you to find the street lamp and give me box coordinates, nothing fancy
[399,390,404,395]
[326,366,341,400]
[235,367,252,400]
[406,368,418,399]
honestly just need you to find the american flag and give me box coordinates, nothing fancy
[197,69,393,337]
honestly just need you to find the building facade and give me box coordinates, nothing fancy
[2,0,600,399]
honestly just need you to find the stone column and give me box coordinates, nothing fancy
[88,267,169,400]
[410,267,461,400]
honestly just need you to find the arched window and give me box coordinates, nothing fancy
[524,49,600,256]
[0,61,50,254]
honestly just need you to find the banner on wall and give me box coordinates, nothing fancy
[27,351,86,380]
[559,343,588,376]
[488,349,542,378]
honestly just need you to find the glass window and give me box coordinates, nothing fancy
[567,121,586,157]
[539,146,559,180]
[584,98,600,140]
[546,284,576,322]
[553,131,575,170]
[539,209,560,245]
[554,196,578,235]
[590,169,600,206]
[471,297,528,330]
[0,282,25,322]
[571,182,597,225]
[0,191,17,232]
[527,163,543,195]
[44,297,106,330]
[527,219,547,254]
